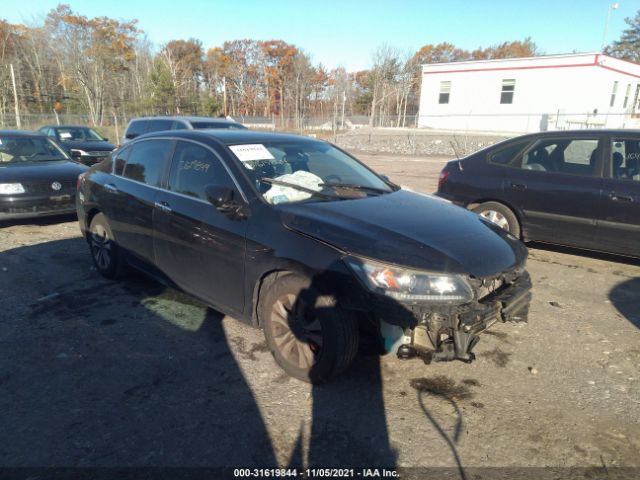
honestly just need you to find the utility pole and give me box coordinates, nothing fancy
[601,3,620,51]
[9,64,20,129]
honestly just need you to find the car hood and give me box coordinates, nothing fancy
[60,140,115,151]
[0,160,88,183]
[278,189,527,278]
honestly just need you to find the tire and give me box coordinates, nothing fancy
[472,201,521,238]
[259,273,359,384]
[88,213,127,279]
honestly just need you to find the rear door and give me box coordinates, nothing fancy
[595,135,640,257]
[101,138,174,263]
[153,140,248,313]
[501,135,605,248]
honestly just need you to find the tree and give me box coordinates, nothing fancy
[607,10,640,62]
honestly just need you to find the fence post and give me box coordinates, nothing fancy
[9,64,21,129]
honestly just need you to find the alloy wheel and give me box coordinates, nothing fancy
[90,223,113,270]
[479,209,510,231]
[269,293,323,369]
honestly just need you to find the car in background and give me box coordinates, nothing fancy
[38,125,116,166]
[436,129,640,258]
[77,129,531,383]
[0,130,87,221]
[120,116,247,144]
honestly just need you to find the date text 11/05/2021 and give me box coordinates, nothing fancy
[233,468,399,478]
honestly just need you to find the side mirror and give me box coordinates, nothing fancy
[125,133,137,139]
[205,185,242,214]
[380,174,390,182]
[102,137,109,142]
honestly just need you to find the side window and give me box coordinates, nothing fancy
[611,138,640,181]
[171,121,188,130]
[438,81,451,104]
[500,79,516,104]
[122,139,173,186]
[520,138,599,176]
[125,121,146,139]
[114,146,131,175]
[488,141,530,166]
[45,128,56,138]
[147,120,174,133]
[168,141,234,200]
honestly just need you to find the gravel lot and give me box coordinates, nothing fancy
[0,152,639,478]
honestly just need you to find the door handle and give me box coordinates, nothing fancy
[104,183,118,193]
[609,193,634,203]
[511,183,527,190]
[154,201,172,213]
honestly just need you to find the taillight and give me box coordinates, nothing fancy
[438,170,450,189]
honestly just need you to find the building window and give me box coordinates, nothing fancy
[610,81,619,107]
[623,84,631,108]
[438,81,451,104]
[500,79,515,104]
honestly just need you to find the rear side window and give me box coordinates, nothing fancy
[122,139,173,186]
[147,120,174,133]
[488,141,530,166]
[125,121,146,139]
[171,121,188,130]
[167,141,234,200]
[520,138,600,176]
[114,146,131,175]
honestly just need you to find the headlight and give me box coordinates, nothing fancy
[345,256,474,304]
[0,183,25,194]
[71,149,88,156]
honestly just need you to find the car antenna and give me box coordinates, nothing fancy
[450,135,464,172]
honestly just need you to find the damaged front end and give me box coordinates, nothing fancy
[349,259,532,363]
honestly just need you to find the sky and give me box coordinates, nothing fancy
[2,0,638,70]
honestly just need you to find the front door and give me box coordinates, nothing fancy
[153,140,248,314]
[595,135,640,257]
[502,135,604,249]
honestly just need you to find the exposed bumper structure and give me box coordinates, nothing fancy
[376,268,532,363]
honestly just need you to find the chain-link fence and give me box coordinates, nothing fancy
[3,111,639,157]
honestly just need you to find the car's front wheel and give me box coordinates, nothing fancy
[472,201,521,238]
[259,273,359,384]
[89,213,126,279]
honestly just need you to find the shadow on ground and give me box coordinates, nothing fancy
[0,238,399,469]
[609,278,640,330]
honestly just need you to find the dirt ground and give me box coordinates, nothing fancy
[0,152,638,478]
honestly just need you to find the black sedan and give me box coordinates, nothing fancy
[437,129,640,259]
[77,129,531,383]
[0,130,87,221]
[38,125,116,165]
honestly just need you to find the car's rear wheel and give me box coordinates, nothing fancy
[260,273,359,384]
[89,213,126,279]
[472,201,521,238]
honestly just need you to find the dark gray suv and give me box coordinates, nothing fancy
[121,116,247,144]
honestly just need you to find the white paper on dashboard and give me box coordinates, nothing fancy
[229,144,275,162]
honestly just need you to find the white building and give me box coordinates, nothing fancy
[418,52,640,133]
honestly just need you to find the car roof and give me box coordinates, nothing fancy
[129,116,242,124]
[0,130,44,137]
[40,125,97,129]
[510,129,640,140]
[139,129,322,146]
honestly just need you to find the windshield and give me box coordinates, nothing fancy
[192,122,247,130]
[229,141,394,204]
[0,136,70,163]
[57,127,104,142]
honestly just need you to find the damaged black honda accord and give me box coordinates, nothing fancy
[77,130,532,383]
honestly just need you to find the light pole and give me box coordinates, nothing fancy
[601,2,620,51]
